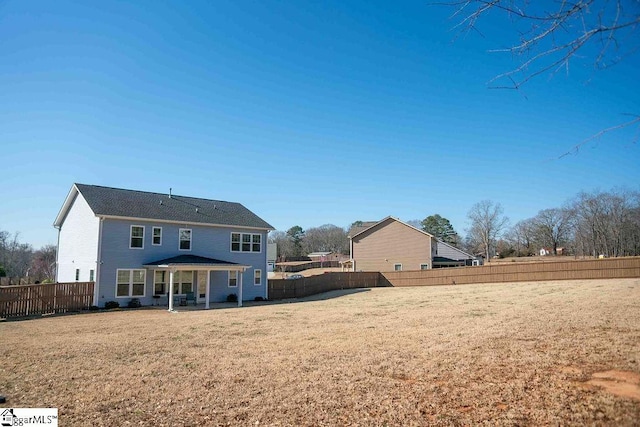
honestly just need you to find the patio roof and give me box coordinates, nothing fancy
[143,255,249,311]
[143,254,248,271]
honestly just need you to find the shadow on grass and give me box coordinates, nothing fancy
[1,288,373,321]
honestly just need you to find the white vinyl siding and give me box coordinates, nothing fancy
[116,269,146,298]
[130,225,144,249]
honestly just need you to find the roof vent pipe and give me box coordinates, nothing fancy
[169,188,172,198]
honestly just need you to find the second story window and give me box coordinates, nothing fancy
[130,225,144,249]
[179,229,192,251]
[152,227,162,245]
[231,232,262,253]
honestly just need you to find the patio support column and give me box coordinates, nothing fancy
[205,270,210,310]
[168,268,175,312]
[238,270,243,307]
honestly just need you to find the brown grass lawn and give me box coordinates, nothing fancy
[2,279,640,426]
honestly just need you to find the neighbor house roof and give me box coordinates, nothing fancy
[347,221,379,238]
[54,184,274,230]
[349,216,435,240]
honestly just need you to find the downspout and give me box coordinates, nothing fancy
[94,217,105,307]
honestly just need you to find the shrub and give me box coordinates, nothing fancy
[254,296,265,301]
[226,293,238,303]
[127,298,142,308]
[104,301,120,309]
[89,305,99,311]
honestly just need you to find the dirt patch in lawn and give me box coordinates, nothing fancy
[586,370,640,401]
[1,278,639,426]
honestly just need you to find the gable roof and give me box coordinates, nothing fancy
[347,221,379,238]
[436,240,476,260]
[54,184,274,230]
[349,216,435,240]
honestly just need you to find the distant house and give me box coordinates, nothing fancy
[349,217,437,272]
[54,184,274,309]
[540,247,566,256]
[434,241,480,267]
[307,251,334,261]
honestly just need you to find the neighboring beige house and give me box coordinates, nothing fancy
[348,217,437,272]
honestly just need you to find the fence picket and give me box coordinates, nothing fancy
[268,257,640,300]
[0,282,94,319]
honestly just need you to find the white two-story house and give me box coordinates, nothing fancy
[54,184,274,308]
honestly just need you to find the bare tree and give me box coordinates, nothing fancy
[505,217,537,256]
[30,244,57,283]
[443,0,640,88]
[302,224,349,255]
[467,200,509,261]
[440,0,640,151]
[532,208,574,255]
[570,188,640,257]
[0,231,33,284]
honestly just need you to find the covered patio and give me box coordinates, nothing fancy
[144,255,249,311]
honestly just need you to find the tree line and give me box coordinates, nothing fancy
[269,187,640,262]
[0,231,56,285]
[2,187,638,283]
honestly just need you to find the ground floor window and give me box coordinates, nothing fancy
[420,264,429,270]
[172,270,193,294]
[117,269,146,298]
[154,271,166,295]
[394,264,402,271]
[254,269,261,286]
[228,271,238,287]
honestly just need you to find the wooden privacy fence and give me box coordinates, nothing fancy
[382,256,640,287]
[268,257,640,300]
[269,272,382,299]
[0,282,94,319]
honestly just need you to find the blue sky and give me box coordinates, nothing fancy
[1,0,638,248]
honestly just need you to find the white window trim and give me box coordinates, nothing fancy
[116,269,146,298]
[154,270,167,295]
[228,270,238,288]
[170,270,194,295]
[89,269,95,282]
[129,225,145,249]
[152,227,162,246]
[179,228,192,251]
[394,263,403,271]
[420,263,429,270]
[254,269,262,286]
[230,232,262,253]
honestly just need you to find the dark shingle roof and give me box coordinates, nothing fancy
[347,221,379,238]
[143,255,240,267]
[74,184,273,230]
